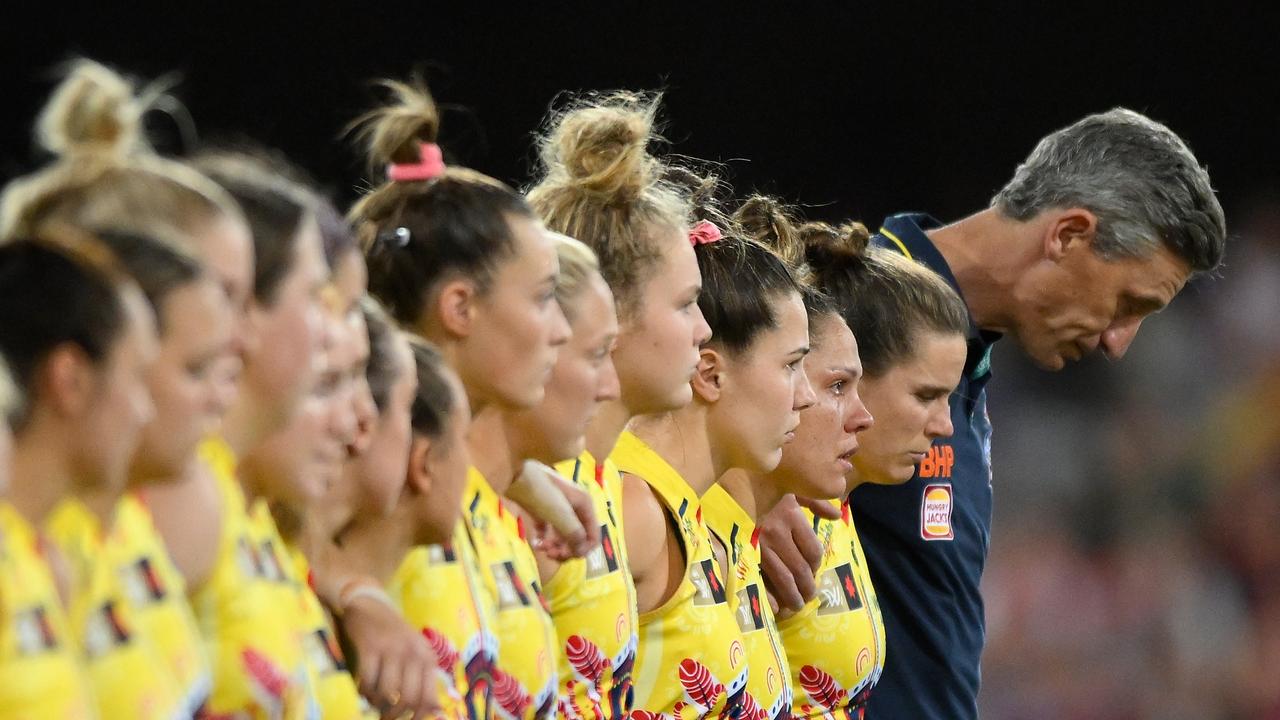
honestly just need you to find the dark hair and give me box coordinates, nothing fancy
[800,222,970,376]
[348,80,533,327]
[0,230,132,429]
[361,296,402,413]
[408,336,456,439]
[94,230,203,334]
[315,195,359,271]
[190,150,315,306]
[665,171,803,355]
[733,194,841,338]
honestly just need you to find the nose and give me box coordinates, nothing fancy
[925,401,954,440]
[692,304,713,348]
[793,366,817,412]
[844,390,874,436]
[548,301,571,349]
[1100,317,1143,361]
[348,384,377,456]
[596,356,622,403]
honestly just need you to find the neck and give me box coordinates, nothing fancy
[220,395,276,459]
[333,501,420,584]
[720,468,786,522]
[9,429,80,525]
[468,406,516,495]
[78,484,121,526]
[629,404,720,497]
[585,399,631,460]
[927,207,1027,333]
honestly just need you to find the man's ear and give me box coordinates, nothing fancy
[691,346,725,403]
[1043,208,1098,261]
[433,278,478,339]
[405,435,434,496]
[40,344,96,419]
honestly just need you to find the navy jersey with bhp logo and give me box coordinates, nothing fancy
[851,213,1001,720]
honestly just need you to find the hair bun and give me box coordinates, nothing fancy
[36,59,150,159]
[541,91,661,202]
[799,219,872,268]
[733,195,802,265]
[350,79,442,168]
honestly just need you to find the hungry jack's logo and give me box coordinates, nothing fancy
[920,484,955,541]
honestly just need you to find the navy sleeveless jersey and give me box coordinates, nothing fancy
[851,213,1001,720]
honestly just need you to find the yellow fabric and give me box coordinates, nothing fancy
[776,500,885,719]
[701,486,792,720]
[284,544,371,720]
[546,452,637,720]
[463,468,558,720]
[45,498,182,719]
[191,437,314,720]
[0,502,96,719]
[112,492,211,715]
[610,431,748,720]
[391,525,499,720]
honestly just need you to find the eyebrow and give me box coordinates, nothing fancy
[791,346,811,357]
[832,365,861,379]
[1128,293,1168,315]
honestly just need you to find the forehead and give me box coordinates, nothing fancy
[1107,244,1193,302]
[810,314,859,368]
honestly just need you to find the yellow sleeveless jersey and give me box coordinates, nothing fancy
[0,502,95,719]
[546,452,637,720]
[192,437,314,720]
[701,487,792,720]
[775,501,884,720]
[114,492,211,715]
[45,498,182,720]
[282,544,371,720]
[390,525,498,720]
[610,431,748,720]
[463,468,558,720]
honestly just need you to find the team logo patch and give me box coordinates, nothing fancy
[585,523,620,578]
[920,484,954,541]
[303,627,348,674]
[120,556,167,605]
[14,605,60,655]
[492,560,532,609]
[734,584,766,632]
[690,558,728,606]
[816,563,862,615]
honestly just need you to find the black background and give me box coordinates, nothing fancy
[3,3,1278,229]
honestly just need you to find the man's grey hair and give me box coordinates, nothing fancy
[992,108,1226,273]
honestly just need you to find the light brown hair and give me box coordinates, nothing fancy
[526,91,688,318]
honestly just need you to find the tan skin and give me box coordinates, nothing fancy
[626,290,813,612]
[929,207,1191,370]
[587,226,711,615]
[724,314,874,602]
[500,273,621,580]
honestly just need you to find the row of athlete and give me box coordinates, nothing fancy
[0,59,964,720]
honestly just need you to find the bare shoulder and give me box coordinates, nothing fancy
[145,461,224,590]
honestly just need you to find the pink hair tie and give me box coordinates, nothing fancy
[689,220,722,246]
[386,142,446,182]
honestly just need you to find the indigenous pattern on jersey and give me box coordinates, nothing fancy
[113,492,212,715]
[391,525,499,720]
[0,502,95,720]
[701,486,792,720]
[192,437,314,720]
[853,213,1000,720]
[463,468,559,720]
[546,452,637,720]
[776,501,884,720]
[46,498,183,719]
[610,431,748,720]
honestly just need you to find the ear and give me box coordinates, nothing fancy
[40,344,96,419]
[691,347,725,403]
[434,278,477,340]
[1043,208,1098,262]
[405,435,434,496]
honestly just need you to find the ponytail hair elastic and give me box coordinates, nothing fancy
[387,142,446,182]
[689,219,722,246]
